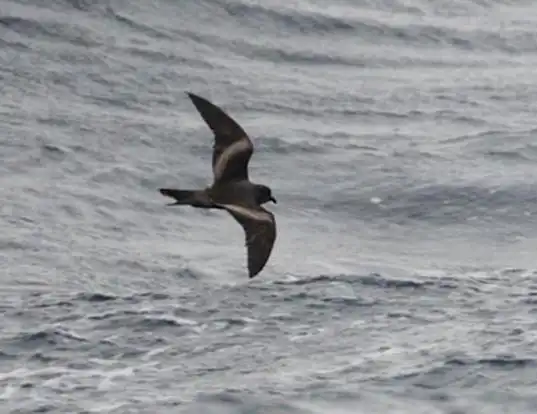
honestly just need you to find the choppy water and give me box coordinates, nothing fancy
[3,0,537,412]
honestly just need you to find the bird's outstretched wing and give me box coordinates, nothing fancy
[218,203,276,278]
[187,92,254,184]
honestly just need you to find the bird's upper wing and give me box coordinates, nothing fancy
[187,93,254,184]
[218,203,277,278]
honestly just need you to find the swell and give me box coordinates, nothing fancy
[323,182,537,227]
[386,355,537,390]
[202,0,537,58]
[210,0,356,35]
[5,0,534,80]
[0,14,103,47]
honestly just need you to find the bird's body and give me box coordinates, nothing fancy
[159,93,277,279]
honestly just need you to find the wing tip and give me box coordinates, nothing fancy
[248,258,271,279]
[186,91,207,106]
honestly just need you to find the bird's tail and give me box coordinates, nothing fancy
[159,188,212,207]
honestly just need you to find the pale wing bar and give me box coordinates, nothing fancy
[213,138,253,183]
[219,204,277,278]
[187,93,254,183]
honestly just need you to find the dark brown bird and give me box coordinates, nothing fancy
[159,92,277,279]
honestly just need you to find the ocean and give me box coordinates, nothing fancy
[2,0,537,412]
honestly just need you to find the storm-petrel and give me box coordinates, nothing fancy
[159,92,277,279]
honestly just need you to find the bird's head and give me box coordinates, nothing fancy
[255,184,277,205]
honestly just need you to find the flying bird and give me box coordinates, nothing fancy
[159,92,277,279]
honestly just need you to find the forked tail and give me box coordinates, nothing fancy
[159,188,213,207]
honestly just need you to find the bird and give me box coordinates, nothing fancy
[159,92,277,279]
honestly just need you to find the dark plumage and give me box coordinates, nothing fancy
[159,92,277,278]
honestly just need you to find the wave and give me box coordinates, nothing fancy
[388,354,537,391]
[210,0,356,35]
[0,14,102,47]
[319,178,537,229]
[191,0,537,56]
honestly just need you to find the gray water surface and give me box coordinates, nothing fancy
[2,0,537,412]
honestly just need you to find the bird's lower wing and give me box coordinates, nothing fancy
[218,204,277,278]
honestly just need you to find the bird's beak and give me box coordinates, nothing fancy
[270,197,277,204]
